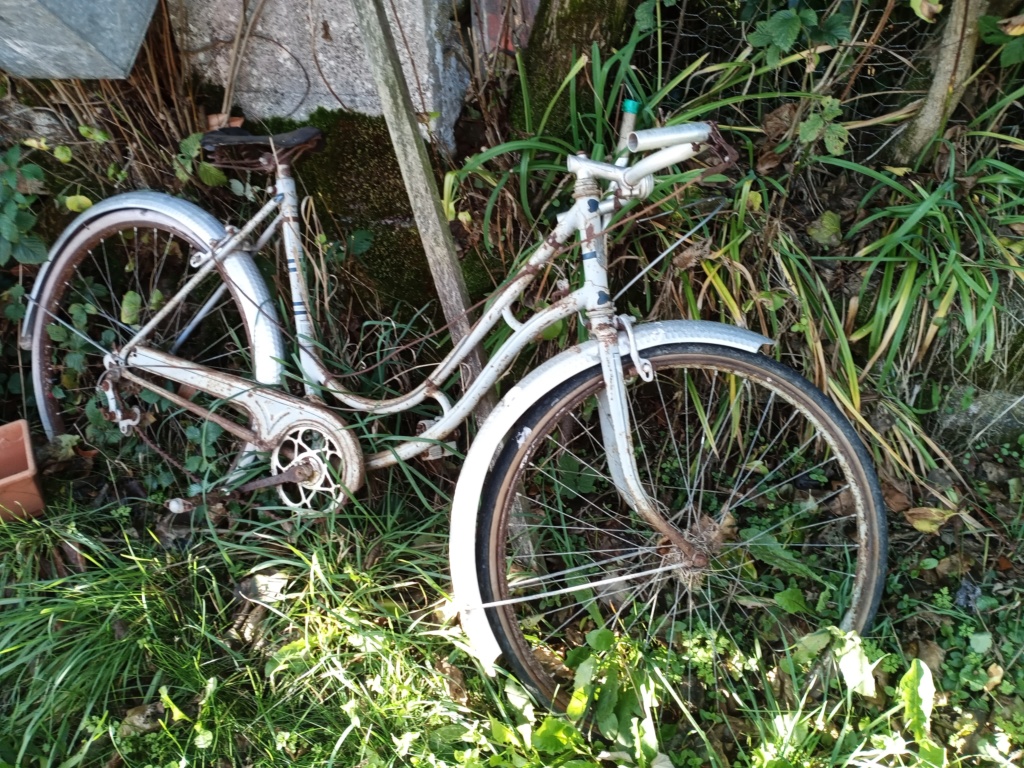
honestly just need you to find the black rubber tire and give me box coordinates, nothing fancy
[31,209,256,493]
[477,343,887,712]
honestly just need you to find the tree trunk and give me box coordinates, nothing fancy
[513,0,633,135]
[890,0,989,164]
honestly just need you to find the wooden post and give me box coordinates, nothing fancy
[352,0,490,415]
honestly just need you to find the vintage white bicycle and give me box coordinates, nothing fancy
[22,107,887,710]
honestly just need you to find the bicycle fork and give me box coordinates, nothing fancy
[575,189,707,568]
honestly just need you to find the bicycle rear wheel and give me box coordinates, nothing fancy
[477,344,886,715]
[31,208,258,493]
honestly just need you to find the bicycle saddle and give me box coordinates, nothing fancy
[201,126,324,153]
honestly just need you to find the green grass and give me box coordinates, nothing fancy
[2,456,1023,767]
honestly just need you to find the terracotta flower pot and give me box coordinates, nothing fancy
[0,420,44,520]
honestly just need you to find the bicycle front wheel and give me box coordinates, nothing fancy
[31,208,258,493]
[477,344,886,713]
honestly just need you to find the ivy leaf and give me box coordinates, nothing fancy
[899,658,934,742]
[197,162,228,187]
[121,290,143,325]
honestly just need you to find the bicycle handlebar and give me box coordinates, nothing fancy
[627,122,711,153]
[622,142,701,187]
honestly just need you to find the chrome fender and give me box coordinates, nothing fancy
[21,190,286,387]
[449,320,772,669]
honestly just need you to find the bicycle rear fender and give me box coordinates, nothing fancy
[20,191,287,387]
[449,319,773,670]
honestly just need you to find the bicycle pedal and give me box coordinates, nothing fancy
[416,419,456,461]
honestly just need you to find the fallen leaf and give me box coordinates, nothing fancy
[910,0,943,23]
[807,211,842,247]
[999,14,1024,36]
[904,507,957,533]
[756,148,783,175]
[996,555,1013,571]
[117,702,165,737]
[984,663,1004,692]
[66,194,93,212]
[915,639,946,678]
[935,553,971,579]
[762,102,798,142]
[883,482,912,513]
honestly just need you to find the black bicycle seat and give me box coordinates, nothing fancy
[201,126,324,153]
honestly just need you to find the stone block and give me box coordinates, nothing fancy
[0,0,158,79]
[167,0,468,149]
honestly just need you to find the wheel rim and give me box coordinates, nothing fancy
[33,215,257,494]
[482,347,883,717]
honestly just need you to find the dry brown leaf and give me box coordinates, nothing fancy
[999,14,1024,36]
[762,103,798,142]
[756,150,783,175]
[882,482,912,513]
[435,659,468,704]
[985,664,1004,692]
[904,507,957,533]
[915,639,945,677]
[935,553,971,579]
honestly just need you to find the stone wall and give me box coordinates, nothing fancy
[166,0,469,149]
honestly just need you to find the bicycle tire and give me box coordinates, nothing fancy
[476,343,887,714]
[31,208,259,493]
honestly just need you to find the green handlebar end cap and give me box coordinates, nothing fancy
[623,99,641,114]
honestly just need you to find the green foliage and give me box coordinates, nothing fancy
[174,132,227,187]
[979,16,1024,68]
[0,145,47,267]
[798,97,848,156]
[747,6,851,68]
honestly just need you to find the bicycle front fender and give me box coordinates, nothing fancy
[449,320,773,670]
[20,190,287,387]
